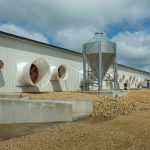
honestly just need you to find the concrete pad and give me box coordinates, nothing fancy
[0,96,93,124]
[41,99,93,114]
[0,99,72,124]
[0,93,22,99]
[30,99,93,120]
[42,99,93,121]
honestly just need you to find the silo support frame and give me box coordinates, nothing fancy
[83,45,86,91]
[113,58,118,90]
[113,44,118,90]
[98,42,103,91]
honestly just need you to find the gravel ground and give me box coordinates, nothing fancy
[0,89,150,150]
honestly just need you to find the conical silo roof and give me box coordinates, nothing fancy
[83,32,116,79]
[88,32,109,43]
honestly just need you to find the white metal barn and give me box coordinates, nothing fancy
[0,31,149,93]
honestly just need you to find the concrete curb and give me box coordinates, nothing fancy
[0,97,93,124]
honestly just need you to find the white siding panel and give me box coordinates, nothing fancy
[0,35,83,92]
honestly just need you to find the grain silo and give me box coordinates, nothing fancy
[82,32,118,91]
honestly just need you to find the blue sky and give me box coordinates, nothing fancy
[0,0,150,72]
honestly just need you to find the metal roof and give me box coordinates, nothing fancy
[0,30,81,56]
[117,63,150,75]
[0,30,149,75]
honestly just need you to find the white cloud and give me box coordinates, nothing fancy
[0,24,49,43]
[0,0,150,71]
[0,0,150,33]
[56,26,97,51]
[0,0,150,50]
[112,31,150,72]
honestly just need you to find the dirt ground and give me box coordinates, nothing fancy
[0,123,57,141]
[0,89,150,150]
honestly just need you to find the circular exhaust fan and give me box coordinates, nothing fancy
[0,60,4,70]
